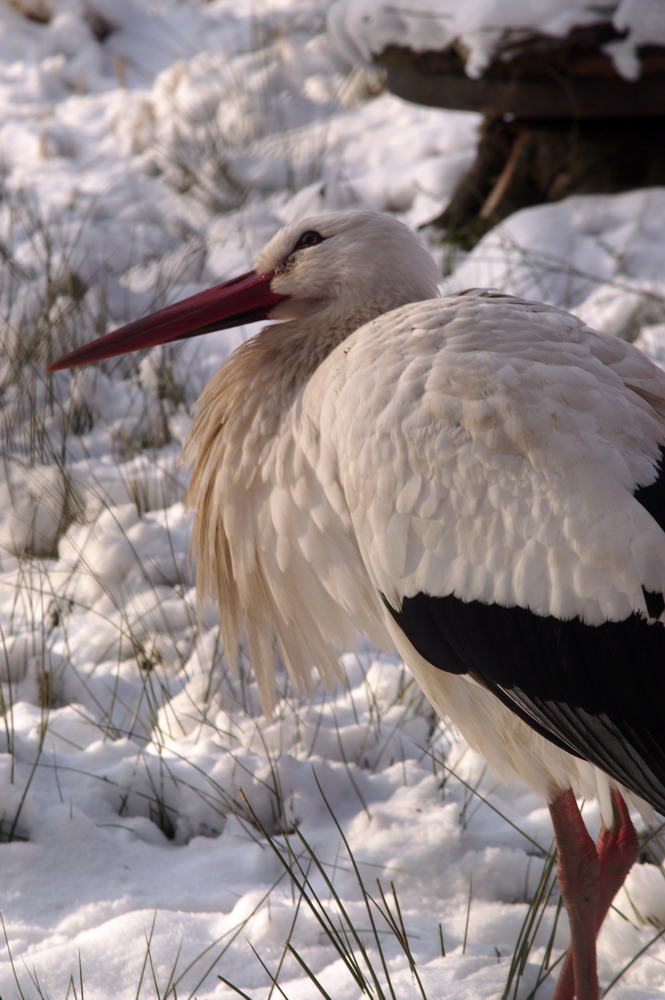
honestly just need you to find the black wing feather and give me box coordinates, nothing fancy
[385,592,665,814]
[383,447,665,814]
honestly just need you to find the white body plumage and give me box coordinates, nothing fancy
[184,275,665,819]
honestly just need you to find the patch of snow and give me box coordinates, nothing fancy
[0,1,664,998]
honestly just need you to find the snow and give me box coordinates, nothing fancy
[0,1,664,998]
[329,0,665,79]
[449,189,665,338]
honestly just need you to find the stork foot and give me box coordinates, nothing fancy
[548,788,638,1000]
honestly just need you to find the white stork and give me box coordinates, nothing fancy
[48,210,665,1000]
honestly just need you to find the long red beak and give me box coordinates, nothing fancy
[46,270,285,372]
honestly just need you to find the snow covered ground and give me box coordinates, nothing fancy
[1,1,665,998]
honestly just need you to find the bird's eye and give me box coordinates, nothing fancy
[293,230,324,251]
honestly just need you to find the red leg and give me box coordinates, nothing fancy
[548,788,638,1000]
[552,950,576,1000]
[596,788,638,925]
[549,789,601,1000]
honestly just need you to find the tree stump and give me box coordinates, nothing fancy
[375,22,665,244]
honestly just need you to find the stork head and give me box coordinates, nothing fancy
[254,210,441,325]
[46,211,441,372]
